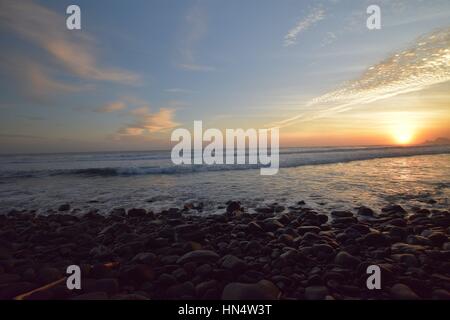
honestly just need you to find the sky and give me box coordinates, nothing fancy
[0,0,449,153]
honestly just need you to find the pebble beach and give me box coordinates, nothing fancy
[1,200,449,300]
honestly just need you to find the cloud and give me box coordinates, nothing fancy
[26,60,84,95]
[118,127,145,136]
[0,54,86,101]
[165,88,194,94]
[0,133,44,140]
[129,106,150,116]
[178,63,215,72]
[0,0,139,84]
[274,28,450,127]
[119,108,179,135]
[321,32,337,47]
[284,7,325,47]
[96,101,127,113]
[94,97,154,117]
[178,3,215,72]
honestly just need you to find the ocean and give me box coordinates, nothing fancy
[0,145,449,215]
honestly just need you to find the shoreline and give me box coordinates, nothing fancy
[0,201,449,300]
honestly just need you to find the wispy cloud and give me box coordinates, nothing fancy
[284,7,325,47]
[178,3,214,72]
[274,28,450,127]
[0,0,139,84]
[165,88,194,94]
[96,101,127,113]
[119,107,179,135]
[321,31,337,47]
[0,54,86,101]
[178,63,215,72]
[0,133,44,140]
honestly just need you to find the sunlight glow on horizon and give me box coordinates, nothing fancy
[393,129,414,145]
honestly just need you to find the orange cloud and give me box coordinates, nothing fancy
[0,54,85,100]
[119,108,179,135]
[0,0,139,84]
[27,62,82,95]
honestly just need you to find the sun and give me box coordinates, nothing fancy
[395,131,413,145]
[392,124,414,145]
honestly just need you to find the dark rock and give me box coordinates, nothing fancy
[71,291,108,300]
[166,208,181,218]
[22,268,36,282]
[331,211,353,218]
[0,273,21,284]
[262,218,284,232]
[89,245,113,259]
[58,204,70,212]
[247,221,264,233]
[226,201,241,214]
[382,204,406,214]
[304,286,329,300]
[432,289,450,300]
[388,218,407,227]
[173,224,193,234]
[157,273,177,286]
[332,217,357,225]
[172,268,188,281]
[111,293,149,300]
[357,206,374,216]
[298,226,321,235]
[391,243,425,254]
[132,252,157,265]
[90,264,110,279]
[37,267,61,284]
[279,234,294,245]
[278,248,303,263]
[0,282,36,299]
[256,207,275,214]
[99,223,130,236]
[317,214,328,224]
[94,278,119,296]
[221,255,247,272]
[196,280,219,298]
[127,208,147,217]
[428,232,448,246]
[362,232,389,246]
[177,250,220,264]
[334,251,360,268]
[121,264,154,283]
[166,281,196,299]
[406,235,431,246]
[110,208,126,217]
[392,254,419,267]
[245,240,262,254]
[313,244,336,259]
[222,280,280,300]
[390,283,419,300]
[195,264,212,277]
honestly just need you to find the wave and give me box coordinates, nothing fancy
[0,145,439,165]
[1,145,449,178]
